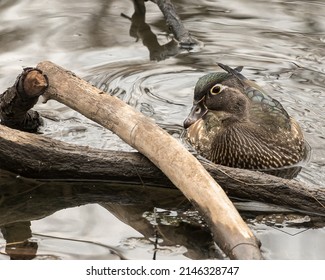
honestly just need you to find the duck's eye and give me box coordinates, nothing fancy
[210,84,223,95]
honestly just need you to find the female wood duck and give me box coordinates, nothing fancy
[183,63,309,177]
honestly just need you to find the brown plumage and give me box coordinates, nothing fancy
[183,63,309,178]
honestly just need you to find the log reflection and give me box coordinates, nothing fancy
[0,170,220,260]
[1,170,324,259]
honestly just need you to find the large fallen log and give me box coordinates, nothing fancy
[0,61,263,259]
[1,123,324,216]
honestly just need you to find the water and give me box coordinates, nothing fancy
[0,0,325,259]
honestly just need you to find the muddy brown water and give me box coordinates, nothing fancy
[0,0,324,259]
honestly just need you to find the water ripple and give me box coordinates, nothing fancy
[86,63,201,128]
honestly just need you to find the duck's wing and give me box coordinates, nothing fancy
[218,63,291,131]
[244,82,291,131]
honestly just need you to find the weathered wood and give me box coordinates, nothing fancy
[1,123,324,216]
[31,61,262,259]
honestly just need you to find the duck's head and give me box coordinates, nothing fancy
[184,64,249,129]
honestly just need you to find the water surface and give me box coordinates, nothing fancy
[0,0,325,259]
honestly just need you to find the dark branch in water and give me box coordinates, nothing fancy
[124,0,180,61]
[121,0,200,61]
[150,0,198,48]
[0,68,47,132]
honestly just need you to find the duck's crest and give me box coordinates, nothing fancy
[218,63,246,81]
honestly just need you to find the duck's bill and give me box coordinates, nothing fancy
[183,102,208,129]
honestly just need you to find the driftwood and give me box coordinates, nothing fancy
[0,61,263,259]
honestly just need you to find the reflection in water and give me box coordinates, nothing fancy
[0,171,324,260]
[0,171,218,260]
[124,0,181,61]
[0,0,325,259]
[1,222,37,260]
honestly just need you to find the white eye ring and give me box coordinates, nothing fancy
[210,84,225,95]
